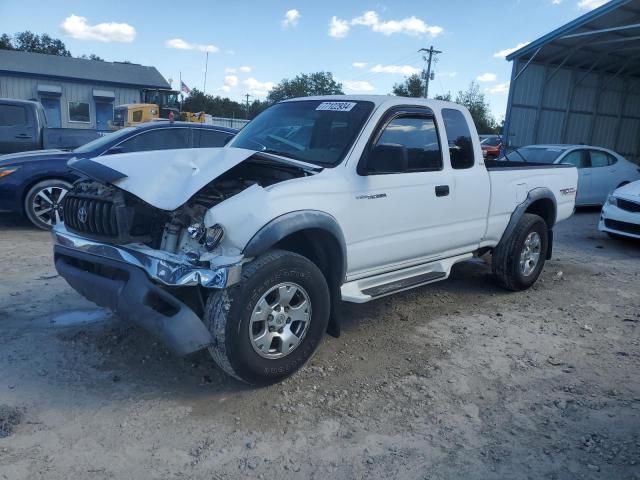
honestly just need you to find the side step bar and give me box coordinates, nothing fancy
[362,271,446,297]
[341,253,472,303]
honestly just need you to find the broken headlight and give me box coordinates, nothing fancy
[187,223,225,251]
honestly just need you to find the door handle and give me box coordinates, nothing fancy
[435,185,450,197]
[15,134,32,139]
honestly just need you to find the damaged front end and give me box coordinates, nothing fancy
[52,148,317,355]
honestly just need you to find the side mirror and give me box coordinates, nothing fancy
[365,144,408,174]
[105,145,124,155]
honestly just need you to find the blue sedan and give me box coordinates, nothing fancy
[0,122,236,229]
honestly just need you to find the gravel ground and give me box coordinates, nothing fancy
[0,210,638,480]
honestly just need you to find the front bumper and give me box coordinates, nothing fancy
[598,202,640,240]
[52,225,242,355]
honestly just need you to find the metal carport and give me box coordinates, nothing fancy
[503,0,640,163]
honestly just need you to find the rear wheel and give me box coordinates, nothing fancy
[493,213,548,291]
[24,179,72,230]
[204,250,330,386]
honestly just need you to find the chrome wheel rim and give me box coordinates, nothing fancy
[519,231,541,276]
[249,282,312,359]
[32,186,68,226]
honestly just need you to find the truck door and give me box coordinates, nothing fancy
[440,108,491,252]
[347,107,456,275]
[0,102,37,154]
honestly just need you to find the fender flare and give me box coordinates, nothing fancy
[497,187,557,259]
[243,210,348,282]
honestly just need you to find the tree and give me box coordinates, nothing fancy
[182,88,268,120]
[434,92,452,101]
[79,53,105,61]
[392,73,425,97]
[454,81,497,134]
[267,72,343,103]
[0,31,71,56]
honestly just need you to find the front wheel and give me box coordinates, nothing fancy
[492,213,549,291]
[204,250,330,386]
[24,179,72,230]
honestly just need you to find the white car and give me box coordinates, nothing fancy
[501,145,640,206]
[599,180,640,240]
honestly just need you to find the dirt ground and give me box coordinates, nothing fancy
[0,210,638,480]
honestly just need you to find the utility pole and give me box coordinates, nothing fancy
[244,93,251,119]
[419,46,442,99]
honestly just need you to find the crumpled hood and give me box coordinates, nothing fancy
[68,147,316,211]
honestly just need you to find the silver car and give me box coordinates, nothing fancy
[501,145,640,206]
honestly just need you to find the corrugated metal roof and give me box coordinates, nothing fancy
[507,0,640,76]
[0,50,170,89]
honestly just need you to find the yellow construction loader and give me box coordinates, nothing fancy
[114,89,206,126]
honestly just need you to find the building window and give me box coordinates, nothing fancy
[68,102,90,123]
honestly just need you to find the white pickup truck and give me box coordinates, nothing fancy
[52,96,578,385]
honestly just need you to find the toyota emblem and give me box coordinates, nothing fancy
[77,206,88,224]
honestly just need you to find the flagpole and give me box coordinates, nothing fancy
[203,51,209,95]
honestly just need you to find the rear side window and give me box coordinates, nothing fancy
[193,129,232,148]
[0,105,27,126]
[374,116,442,172]
[442,109,474,169]
[590,150,616,167]
[117,128,191,153]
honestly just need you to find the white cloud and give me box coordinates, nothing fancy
[239,65,252,73]
[486,82,510,94]
[351,10,443,37]
[352,62,367,68]
[165,38,219,53]
[552,0,562,4]
[493,42,530,58]
[243,77,275,97]
[224,75,238,88]
[370,64,421,75]
[477,72,497,82]
[343,80,375,92]
[60,14,135,43]
[282,9,301,27]
[578,0,607,10]
[220,85,231,93]
[329,16,350,38]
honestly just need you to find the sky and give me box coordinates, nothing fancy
[0,0,611,119]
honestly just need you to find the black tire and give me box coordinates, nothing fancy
[204,249,330,386]
[24,179,72,230]
[492,213,548,291]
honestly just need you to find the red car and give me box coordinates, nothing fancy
[480,135,502,159]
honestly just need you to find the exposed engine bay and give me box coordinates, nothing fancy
[64,158,311,262]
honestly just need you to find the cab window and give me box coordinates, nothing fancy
[442,109,474,169]
[365,115,442,174]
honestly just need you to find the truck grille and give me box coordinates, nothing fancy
[64,195,119,237]
[617,198,640,213]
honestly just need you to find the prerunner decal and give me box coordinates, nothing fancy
[316,102,357,112]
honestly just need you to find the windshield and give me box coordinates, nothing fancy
[73,127,136,154]
[502,146,566,164]
[228,100,375,166]
[481,136,501,147]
